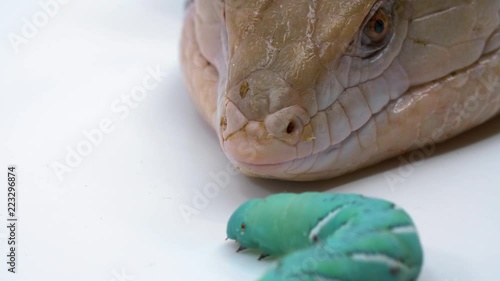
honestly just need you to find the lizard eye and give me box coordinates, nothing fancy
[355,5,394,59]
[364,9,390,43]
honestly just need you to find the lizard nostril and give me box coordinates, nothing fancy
[286,121,295,134]
[264,106,310,145]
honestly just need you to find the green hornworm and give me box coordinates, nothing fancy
[226,192,423,281]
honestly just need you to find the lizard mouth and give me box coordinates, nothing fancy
[223,119,355,180]
[227,142,342,180]
[223,49,500,180]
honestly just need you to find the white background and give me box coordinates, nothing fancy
[0,1,499,281]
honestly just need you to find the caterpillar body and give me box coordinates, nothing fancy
[226,192,423,281]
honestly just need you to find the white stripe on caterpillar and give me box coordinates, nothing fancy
[308,207,344,242]
[391,225,417,234]
[311,276,344,281]
[351,253,410,271]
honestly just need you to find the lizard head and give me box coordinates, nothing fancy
[182,0,499,180]
[218,0,409,180]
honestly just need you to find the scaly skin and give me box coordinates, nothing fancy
[181,0,500,181]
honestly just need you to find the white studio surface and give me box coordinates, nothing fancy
[0,1,499,281]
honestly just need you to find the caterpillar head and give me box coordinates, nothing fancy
[226,199,260,249]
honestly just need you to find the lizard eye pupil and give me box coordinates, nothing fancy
[374,19,385,34]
